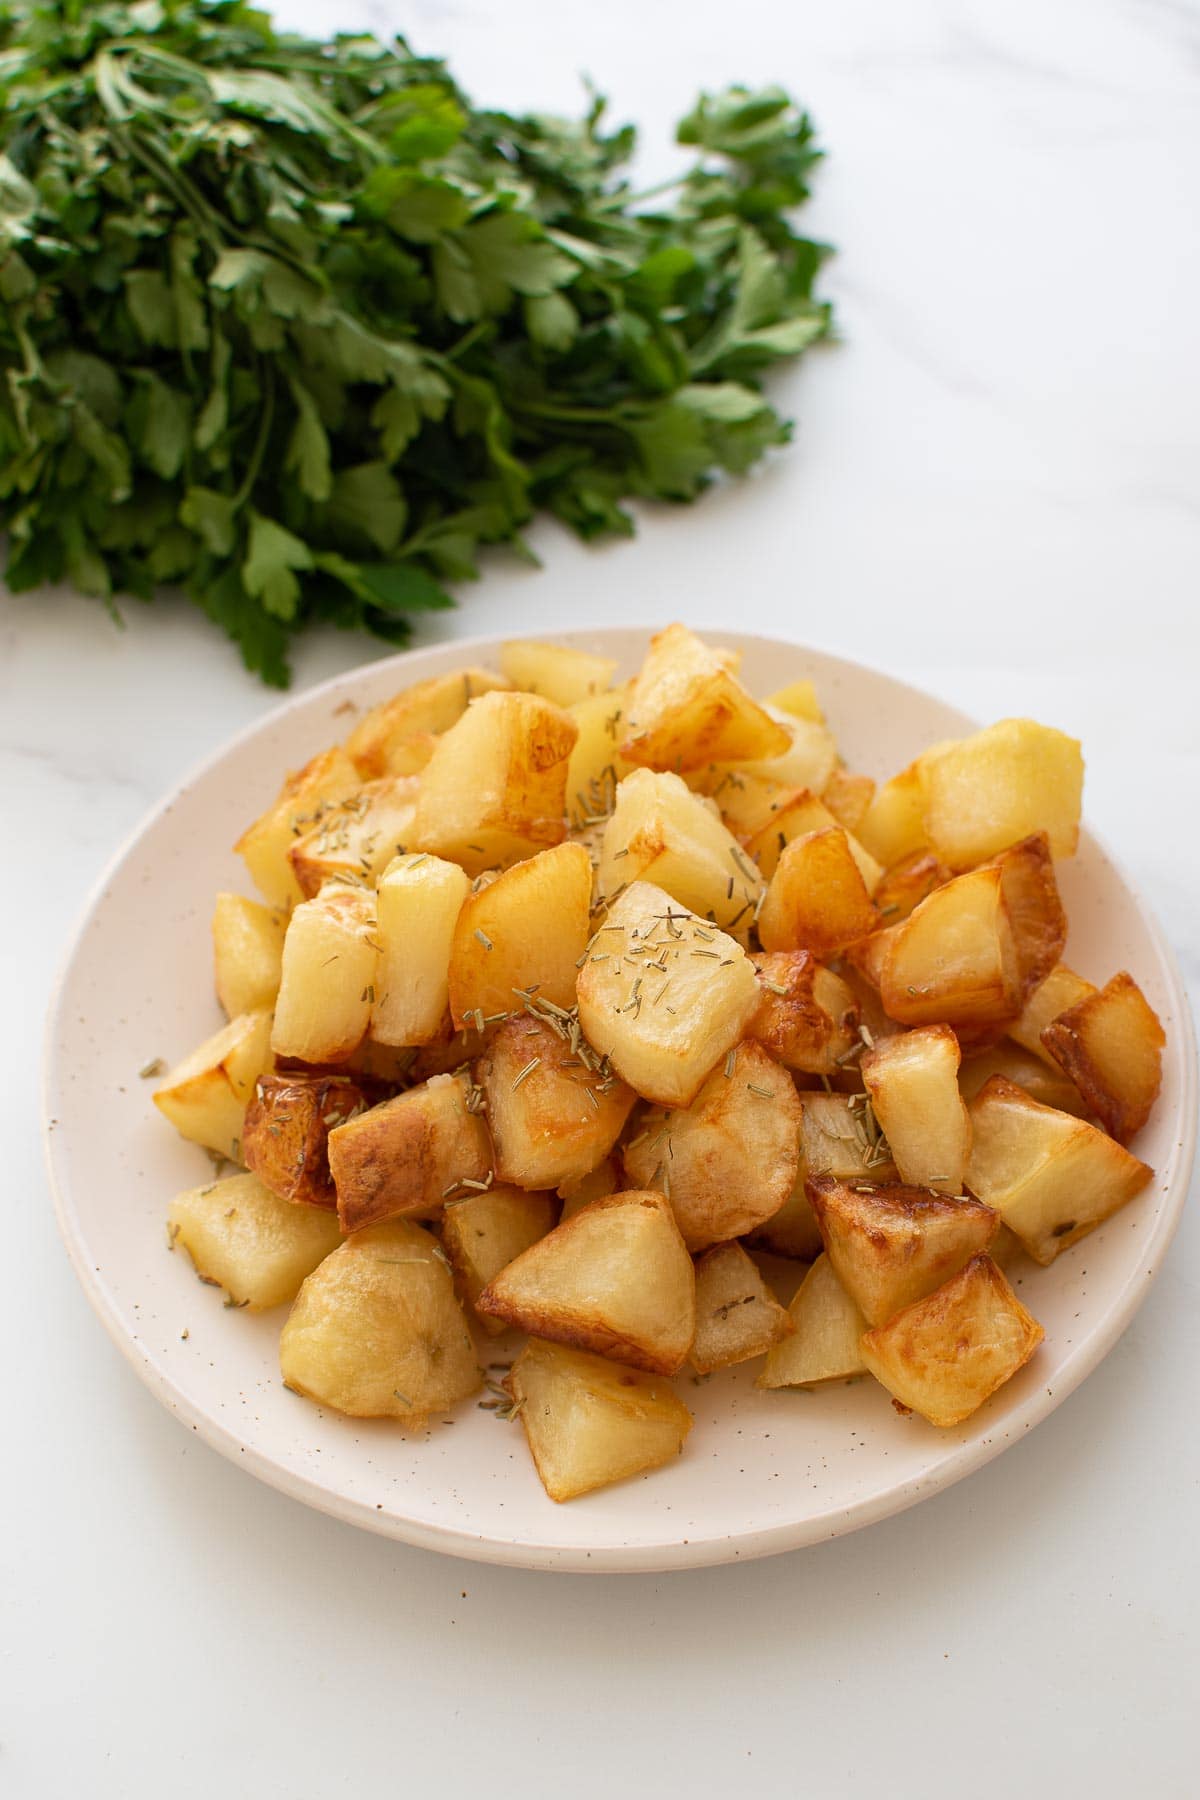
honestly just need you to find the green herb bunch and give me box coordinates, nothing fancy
[0,1,832,683]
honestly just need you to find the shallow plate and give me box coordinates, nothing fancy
[43,629,1196,1572]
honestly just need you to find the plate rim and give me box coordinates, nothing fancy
[42,626,1199,1572]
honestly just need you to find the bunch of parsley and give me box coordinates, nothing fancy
[0,1,832,683]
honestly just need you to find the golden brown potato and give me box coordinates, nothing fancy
[745,791,882,890]
[287,777,419,898]
[757,1255,868,1388]
[965,1074,1154,1264]
[958,1043,1089,1116]
[758,828,881,957]
[279,1220,480,1420]
[235,746,360,907]
[370,852,471,1047]
[327,1070,493,1233]
[212,893,286,1018]
[271,883,378,1066]
[622,1042,802,1251]
[169,1172,343,1309]
[478,1015,636,1191]
[476,1190,695,1375]
[504,1339,692,1502]
[879,865,1020,1028]
[344,667,508,779]
[1040,971,1165,1142]
[557,1157,620,1221]
[598,768,761,937]
[986,833,1067,1001]
[690,1243,793,1374]
[241,1072,367,1209]
[859,1254,1043,1426]
[1008,964,1097,1062]
[872,851,949,925]
[620,622,790,770]
[447,842,592,1029]
[440,1184,559,1334]
[807,1174,998,1327]
[153,1009,274,1160]
[747,951,859,1074]
[499,639,618,706]
[799,1091,898,1183]
[821,768,876,836]
[576,880,760,1108]
[860,1024,971,1194]
[921,718,1084,869]
[414,689,577,874]
[564,684,635,830]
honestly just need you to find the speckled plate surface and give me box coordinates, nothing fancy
[43,629,1197,1571]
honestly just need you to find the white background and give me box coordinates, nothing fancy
[4,1,1199,1794]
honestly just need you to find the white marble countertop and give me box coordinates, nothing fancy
[5,1,1199,1794]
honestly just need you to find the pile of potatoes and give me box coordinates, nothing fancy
[155,626,1165,1501]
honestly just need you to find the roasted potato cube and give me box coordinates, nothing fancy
[757,1254,868,1388]
[620,622,790,770]
[958,1043,1088,1116]
[479,1015,636,1191]
[807,1174,998,1327]
[235,746,361,907]
[169,1172,342,1309]
[1040,972,1165,1142]
[764,678,823,723]
[153,1009,273,1160]
[564,684,635,830]
[622,1042,802,1251]
[986,833,1067,1000]
[872,851,948,925]
[369,852,470,1047]
[965,1074,1153,1263]
[728,711,839,792]
[855,757,933,868]
[557,1157,620,1221]
[598,768,761,935]
[271,884,377,1065]
[861,1025,971,1194]
[212,892,286,1018]
[706,771,796,841]
[690,1243,793,1373]
[415,689,577,874]
[241,1072,367,1208]
[859,1254,1043,1426]
[749,1173,824,1260]
[327,1071,492,1233]
[505,1339,692,1502]
[576,880,760,1107]
[758,828,881,957]
[922,718,1084,869]
[441,1184,559,1334]
[748,951,859,1074]
[344,667,508,779]
[821,768,876,836]
[800,1091,898,1183]
[476,1190,695,1375]
[448,842,592,1029]
[279,1220,480,1419]
[1008,964,1097,1062]
[287,777,419,898]
[879,866,1020,1027]
[744,790,882,890]
[499,639,618,706]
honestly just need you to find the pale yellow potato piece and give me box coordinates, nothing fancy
[499,640,618,706]
[415,689,577,874]
[327,1070,492,1233]
[859,1254,1043,1427]
[447,842,591,1029]
[505,1339,692,1502]
[922,718,1084,869]
[821,768,876,836]
[370,852,470,1047]
[287,777,419,898]
[861,1024,971,1194]
[598,768,761,936]
[965,1075,1153,1264]
[854,741,957,869]
[727,710,839,791]
[747,951,859,1074]
[235,746,360,907]
[1040,972,1165,1142]
[749,1172,824,1260]
[576,880,760,1108]
[479,1015,636,1191]
[764,678,824,723]
[757,1254,868,1388]
[280,1220,480,1420]
[344,667,508,779]
[622,1042,801,1251]
[564,684,635,830]
[758,827,880,957]
[807,1174,998,1327]
[620,622,790,770]
[745,789,881,889]
[440,1184,559,1335]
[879,865,1020,1028]
[153,1009,273,1160]
[476,1190,695,1376]
[958,1043,1089,1117]
[1008,965,1097,1063]
[169,1172,341,1309]
[690,1243,793,1374]
[271,884,377,1065]
[212,893,286,1018]
[799,1092,898,1184]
